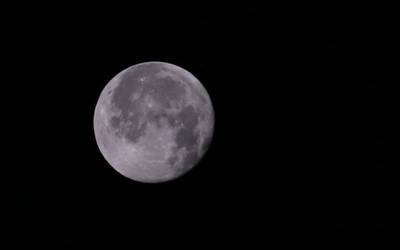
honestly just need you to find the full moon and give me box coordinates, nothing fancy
[93,62,214,183]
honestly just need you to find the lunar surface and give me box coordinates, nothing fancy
[93,62,214,183]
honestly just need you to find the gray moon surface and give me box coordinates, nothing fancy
[93,62,214,183]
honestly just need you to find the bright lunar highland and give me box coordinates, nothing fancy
[93,62,214,183]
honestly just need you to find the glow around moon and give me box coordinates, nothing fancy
[93,62,214,183]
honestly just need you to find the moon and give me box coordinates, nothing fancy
[93,62,214,183]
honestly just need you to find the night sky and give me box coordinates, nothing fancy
[4,4,396,247]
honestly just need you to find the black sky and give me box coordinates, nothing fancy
[3,4,397,247]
